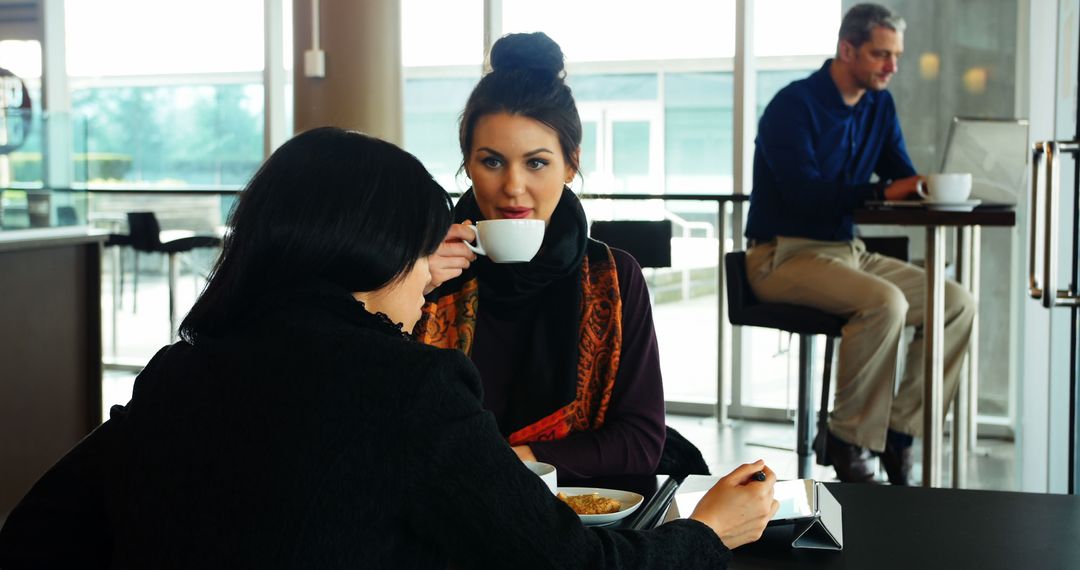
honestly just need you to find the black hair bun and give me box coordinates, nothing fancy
[489,32,565,77]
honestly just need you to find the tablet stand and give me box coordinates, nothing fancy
[791,482,843,550]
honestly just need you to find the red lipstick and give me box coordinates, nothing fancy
[498,206,533,219]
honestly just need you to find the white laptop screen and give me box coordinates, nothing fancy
[939,117,1029,205]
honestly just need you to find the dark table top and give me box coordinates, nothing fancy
[854,205,1016,227]
[730,483,1080,569]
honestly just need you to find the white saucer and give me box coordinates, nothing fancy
[924,199,981,212]
[557,487,644,526]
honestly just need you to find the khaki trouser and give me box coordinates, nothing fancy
[745,237,976,453]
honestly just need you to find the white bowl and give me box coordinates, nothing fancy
[555,487,645,526]
[524,461,558,494]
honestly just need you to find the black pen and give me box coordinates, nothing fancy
[751,470,766,482]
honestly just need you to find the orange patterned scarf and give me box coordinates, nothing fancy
[416,240,622,445]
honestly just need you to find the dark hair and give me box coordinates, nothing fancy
[180,127,452,343]
[837,3,906,55]
[458,32,582,176]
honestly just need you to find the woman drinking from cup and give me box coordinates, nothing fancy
[0,127,776,568]
[419,32,698,480]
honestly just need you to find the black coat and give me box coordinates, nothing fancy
[0,284,730,569]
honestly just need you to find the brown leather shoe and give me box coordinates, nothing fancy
[825,431,876,483]
[878,430,914,486]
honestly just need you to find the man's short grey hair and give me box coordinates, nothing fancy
[837,3,906,54]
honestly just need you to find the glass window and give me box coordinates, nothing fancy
[0,40,41,79]
[72,84,264,186]
[403,76,479,191]
[64,0,267,189]
[402,0,483,67]
[570,74,658,101]
[612,121,650,177]
[502,0,734,61]
[579,121,599,176]
[665,72,733,194]
[0,40,44,189]
[65,0,264,76]
[6,114,84,188]
[753,0,840,57]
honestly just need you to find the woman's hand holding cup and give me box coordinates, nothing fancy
[689,460,779,549]
[425,222,478,294]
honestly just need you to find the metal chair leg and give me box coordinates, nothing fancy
[797,334,816,479]
[168,252,178,342]
[132,251,139,313]
[109,245,120,357]
[816,336,836,465]
[118,246,125,310]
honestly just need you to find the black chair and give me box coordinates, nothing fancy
[589,220,673,268]
[590,218,710,480]
[127,211,222,340]
[724,236,909,478]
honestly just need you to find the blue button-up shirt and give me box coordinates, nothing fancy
[745,59,916,242]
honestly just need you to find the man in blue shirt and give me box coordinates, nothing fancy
[744,4,975,485]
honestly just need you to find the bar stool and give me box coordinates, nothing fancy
[724,237,909,479]
[724,251,843,479]
[127,211,222,341]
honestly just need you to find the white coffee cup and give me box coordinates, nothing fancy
[524,461,558,494]
[463,219,544,263]
[917,173,972,204]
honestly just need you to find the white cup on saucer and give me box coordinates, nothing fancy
[524,461,558,494]
[462,219,545,263]
[917,173,972,204]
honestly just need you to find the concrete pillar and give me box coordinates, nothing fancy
[292,0,403,146]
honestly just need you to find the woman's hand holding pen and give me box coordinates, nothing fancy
[689,459,779,549]
[425,223,478,294]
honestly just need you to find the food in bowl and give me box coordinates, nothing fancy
[557,492,622,515]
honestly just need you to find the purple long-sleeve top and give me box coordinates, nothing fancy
[469,247,666,480]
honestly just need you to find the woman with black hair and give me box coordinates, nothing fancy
[421,32,702,480]
[0,127,774,568]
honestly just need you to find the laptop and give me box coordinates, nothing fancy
[938,117,1028,207]
[867,117,1028,209]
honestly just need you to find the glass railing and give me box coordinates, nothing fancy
[0,111,91,230]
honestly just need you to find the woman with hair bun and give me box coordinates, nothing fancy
[420,32,723,481]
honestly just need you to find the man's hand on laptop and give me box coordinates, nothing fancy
[884,175,924,200]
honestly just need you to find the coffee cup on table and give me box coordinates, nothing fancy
[524,461,558,494]
[916,173,972,204]
[462,219,544,263]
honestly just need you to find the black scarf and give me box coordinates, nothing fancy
[453,187,588,435]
